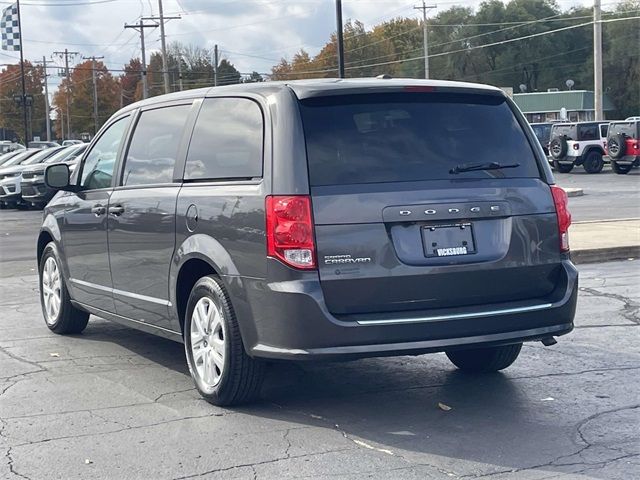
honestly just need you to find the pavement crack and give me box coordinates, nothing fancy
[171,448,354,479]
[153,388,195,403]
[580,287,640,324]
[5,446,31,480]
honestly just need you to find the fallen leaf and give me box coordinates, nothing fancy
[438,402,452,411]
[49,353,60,357]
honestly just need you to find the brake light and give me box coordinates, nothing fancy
[551,186,571,252]
[266,195,316,269]
[572,143,580,150]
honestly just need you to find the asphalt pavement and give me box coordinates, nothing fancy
[1,177,639,480]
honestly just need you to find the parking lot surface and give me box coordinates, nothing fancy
[1,192,639,479]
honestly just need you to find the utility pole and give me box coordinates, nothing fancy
[141,9,180,94]
[125,19,157,99]
[593,0,603,120]
[158,0,170,94]
[414,1,437,79]
[35,57,51,141]
[213,44,218,87]
[53,49,80,139]
[15,0,28,144]
[335,0,345,78]
[83,55,104,134]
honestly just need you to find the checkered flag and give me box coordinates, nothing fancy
[1,3,20,51]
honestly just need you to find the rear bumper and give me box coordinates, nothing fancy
[235,260,578,361]
[604,155,639,166]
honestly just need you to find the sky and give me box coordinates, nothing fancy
[0,0,614,94]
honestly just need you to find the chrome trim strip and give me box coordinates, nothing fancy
[74,301,181,336]
[70,278,172,307]
[356,303,554,326]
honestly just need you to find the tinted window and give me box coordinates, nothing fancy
[122,105,191,186]
[577,124,598,141]
[80,116,129,190]
[531,124,552,143]
[599,124,608,137]
[609,122,639,139]
[300,93,539,186]
[551,124,577,139]
[184,98,263,180]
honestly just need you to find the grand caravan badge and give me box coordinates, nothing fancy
[324,254,372,265]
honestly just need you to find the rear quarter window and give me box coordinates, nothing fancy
[300,92,540,186]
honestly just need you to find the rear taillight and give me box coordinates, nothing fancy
[551,186,571,253]
[266,195,316,269]
[572,143,580,150]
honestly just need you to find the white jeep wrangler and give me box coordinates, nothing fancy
[548,122,609,173]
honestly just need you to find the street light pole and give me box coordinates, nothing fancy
[593,0,603,120]
[335,0,345,78]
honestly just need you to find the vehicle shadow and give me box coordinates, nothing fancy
[78,322,581,475]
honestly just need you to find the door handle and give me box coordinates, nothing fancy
[91,204,105,216]
[108,205,125,216]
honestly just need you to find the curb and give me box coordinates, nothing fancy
[572,245,640,264]
[565,188,584,198]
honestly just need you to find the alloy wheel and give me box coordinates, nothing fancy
[42,257,62,325]
[190,297,226,388]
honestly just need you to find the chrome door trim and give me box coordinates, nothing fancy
[70,278,172,307]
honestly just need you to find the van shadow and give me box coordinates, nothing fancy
[79,322,576,474]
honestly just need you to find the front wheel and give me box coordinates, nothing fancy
[184,275,265,406]
[553,160,573,173]
[39,242,89,334]
[611,161,632,174]
[446,343,522,372]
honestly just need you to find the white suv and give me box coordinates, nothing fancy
[548,122,609,173]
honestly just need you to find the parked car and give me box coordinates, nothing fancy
[21,144,88,208]
[530,122,553,155]
[62,140,83,146]
[0,147,65,208]
[28,141,60,149]
[38,78,577,406]
[0,141,25,154]
[605,119,640,174]
[624,116,640,122]
[548,121,609,173]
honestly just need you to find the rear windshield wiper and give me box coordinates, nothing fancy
[449,161,521,174]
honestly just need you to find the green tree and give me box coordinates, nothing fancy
[0,62,46,143]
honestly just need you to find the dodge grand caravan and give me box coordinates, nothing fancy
[39,79,578,406]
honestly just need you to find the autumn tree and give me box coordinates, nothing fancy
[0,62,46,143]
[52,60,120,139]
[121,58,143,106]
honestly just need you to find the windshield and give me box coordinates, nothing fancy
[0,150,39,167]
[43,145,86,164]
[609,122,639,139]
[22,147,65,165]
[300,92,539,186]
[0,150,23,166]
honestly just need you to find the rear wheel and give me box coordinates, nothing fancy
[553,160,573,173]
[611,161,632,175]
[39,242,89,334]
[583,151,604,174]
[446,343,522,372]
[184,275,265,406]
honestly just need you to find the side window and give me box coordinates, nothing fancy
[184,98,263,180]
[122,104,191,186]
[80,117,129,190]
[578,125,597,141]
[600,124,608,138]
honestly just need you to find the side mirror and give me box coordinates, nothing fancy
[45,163,74,191]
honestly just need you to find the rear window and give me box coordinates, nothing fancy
[300,93,539,186]
[551,125,577,139]
[609,122,639,139]
[531,124,552,143]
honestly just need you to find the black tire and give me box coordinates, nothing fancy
[184,275,265,406]
[553,159,574,173]
[611,161,632,175]
[583,151,604,174]
[607,134,626,160]
[39,242,89,334]
[549,136,568,160]
[446,343,522,372]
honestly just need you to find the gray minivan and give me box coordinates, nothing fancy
[38,79,577,406]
